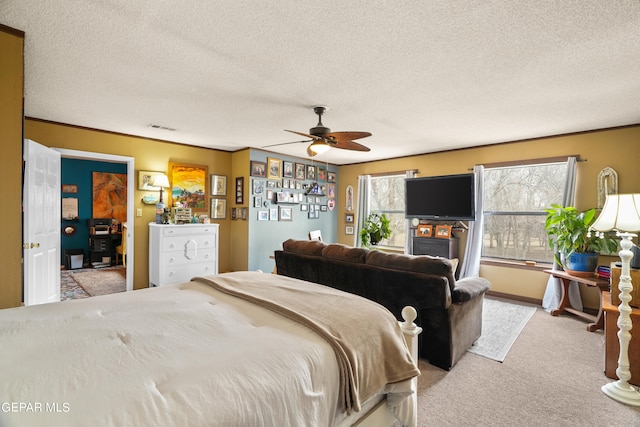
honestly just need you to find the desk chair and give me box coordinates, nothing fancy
[116,223,127,267]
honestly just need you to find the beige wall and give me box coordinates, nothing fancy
[24,119,238,292]
[0,26,24,309]
[230,149,250,271]
[338,126,640,309]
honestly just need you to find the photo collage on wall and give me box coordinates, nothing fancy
[249,158,336,222]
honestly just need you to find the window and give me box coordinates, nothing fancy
[482,161,568,263]
[369,174,406,248]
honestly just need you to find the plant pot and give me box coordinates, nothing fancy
[562,252,599,276]
[370,233,379,246]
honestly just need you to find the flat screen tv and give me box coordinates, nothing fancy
[405,173,475,221]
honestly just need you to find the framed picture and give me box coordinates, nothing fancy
[231,207,237,220]
[235,177,244,204]
[62,184,78,193]
[250,161,266,178]
[435,225,452,238]
[279,206,292,221]
[240,207,247,220]
[257,210,269,221]
[320,204,328,212]
[327,171,336,183]
[269,207,278,221]
[169,162,208,212]
[138,170,164,191]
[417,224,433,237]
[345,185,354,212]
[253,179,264,195]
[267,157,282,180]
[317,166,326,182]
[300,204,308,212]
[210,198,227,219]
[282,161,294,178]
[345,213,355,223]
[210,174,227,196]
[327,183,336,198]
[295,163,306,180]
[345,225,355,235]
[254,196,262,208]
[306,164,316,180]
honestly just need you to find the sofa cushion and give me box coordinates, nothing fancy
[322,244,369,264]
[365,250,456,291]
[282,238,325,256]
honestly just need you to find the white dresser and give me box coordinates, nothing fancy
[148,223,219,287]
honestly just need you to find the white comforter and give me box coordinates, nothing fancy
[0,274,414,427]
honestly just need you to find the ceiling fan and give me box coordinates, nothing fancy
[264,106,372,157]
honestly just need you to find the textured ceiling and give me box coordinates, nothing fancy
[2,1,640,164]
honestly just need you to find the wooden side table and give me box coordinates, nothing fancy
[543,269,610,332]
[602,291,640,386]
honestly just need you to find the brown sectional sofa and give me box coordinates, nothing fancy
[274,238,491,370]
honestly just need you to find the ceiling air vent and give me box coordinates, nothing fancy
[148,124,177,132]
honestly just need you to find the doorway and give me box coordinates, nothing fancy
[54,148,134,294]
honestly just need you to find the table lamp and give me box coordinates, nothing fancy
[152,174,170,224]
[590,193,640,406]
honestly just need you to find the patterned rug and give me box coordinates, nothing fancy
[69,267,126,297]
[61,270,90,300]
[467,298,537,362]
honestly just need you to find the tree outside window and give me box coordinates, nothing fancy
[482,162,567,262]
[369,175,406,248]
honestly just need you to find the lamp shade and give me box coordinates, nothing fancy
[590,193,640,232]
[308,140,331,155]
[152,174,170,189]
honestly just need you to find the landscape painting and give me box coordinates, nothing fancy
[169,162,208,212]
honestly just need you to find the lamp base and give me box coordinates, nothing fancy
[602,381,640,406]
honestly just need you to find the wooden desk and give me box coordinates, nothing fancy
[602,291,640,386]
[544,269,610,332]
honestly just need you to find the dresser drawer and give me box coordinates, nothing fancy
[162,226,217,237]
[161,235,216,253]
[160,262,217,286]
[161,247,216,267]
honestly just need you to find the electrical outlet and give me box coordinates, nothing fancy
[136,208,142,217]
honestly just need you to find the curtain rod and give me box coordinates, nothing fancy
[470,155,584,170]
[367,169,419,177]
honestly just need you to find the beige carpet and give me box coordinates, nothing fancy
[416,297,640,426]
[70,267,126,297]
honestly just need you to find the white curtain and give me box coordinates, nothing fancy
[459,165,484,278]
[354,175,371,247]
[542,157,583,312]
[404,170,416,254]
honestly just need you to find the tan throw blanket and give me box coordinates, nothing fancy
[193,271,420,414]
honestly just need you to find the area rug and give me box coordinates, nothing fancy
[69,267,126,297]
[467,298,537,362]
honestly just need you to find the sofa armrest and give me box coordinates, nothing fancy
[452,277,491,303]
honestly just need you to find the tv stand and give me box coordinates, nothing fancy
[412,236,459,259]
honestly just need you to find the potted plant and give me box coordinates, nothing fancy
[544,204,618,275]
[360,212,392,248]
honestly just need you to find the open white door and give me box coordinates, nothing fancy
[23,139,61,305]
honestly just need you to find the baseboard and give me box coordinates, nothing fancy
[485,290,598,316]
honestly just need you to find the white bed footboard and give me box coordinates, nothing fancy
[353,306,422,427]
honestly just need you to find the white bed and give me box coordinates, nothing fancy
[0,271,421,427]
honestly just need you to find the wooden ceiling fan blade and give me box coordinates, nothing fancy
[333,139,371,152]
[262,139,312,148]
[326,131,372,142]
[285,129,319,140]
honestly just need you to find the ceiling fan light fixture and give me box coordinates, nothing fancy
[309,140,331,154]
